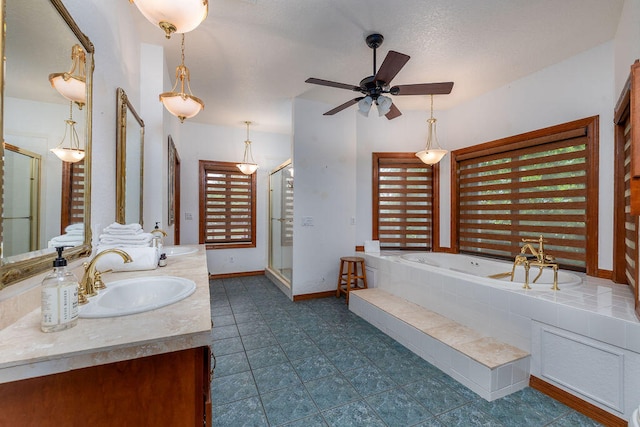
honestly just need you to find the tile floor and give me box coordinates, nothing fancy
[210,275,604,426]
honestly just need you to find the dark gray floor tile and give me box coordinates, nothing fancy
[548,410,605,426]
[241,331,279,350]
[280,337,322,360]
[342,365,396,396]
[291,354,339,382]
[252,362,302,393]
[321,400,386,427]
[214,351,250,377]
[436,403,504,426]
[325,346,371,372]
[281,413,328,427]
[211,396,268,427]
[260,384,318,426]
[212,336,244,356]
[246,344,289,370]
[212,324,239,341]
[366,387,433,426]
[305,374,361,410]
[212,314,236,327]
[211,371,258,406]
[404,377,469,415]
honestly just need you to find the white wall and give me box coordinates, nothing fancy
[176,122,290,275]
[437,41,616,269]
[614,0,640,95]
[291,98,357,296]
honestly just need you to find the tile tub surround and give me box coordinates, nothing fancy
[210,275,603,426]
[0,245,211,384]
[350,288,530,401]
[360,252,640,421]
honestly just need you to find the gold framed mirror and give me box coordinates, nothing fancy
[116,88,145,226]
[0,0,94,288]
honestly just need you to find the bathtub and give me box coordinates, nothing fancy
[398,252,582,289]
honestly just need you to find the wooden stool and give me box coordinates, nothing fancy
[336,256,368,303]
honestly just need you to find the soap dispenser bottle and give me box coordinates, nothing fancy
[41,247,79,333]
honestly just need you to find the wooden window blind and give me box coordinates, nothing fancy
[453,118,599,273]
[372,153,435,250]
[281,173,294,247]
[199,160,256,249]
[613,60,639,316]
[61,161,85,233]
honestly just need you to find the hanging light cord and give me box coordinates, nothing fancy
[243,121,255,164]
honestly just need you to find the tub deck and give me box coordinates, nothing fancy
[350,288,530,401]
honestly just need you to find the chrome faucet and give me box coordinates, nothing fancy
[79,249,133,304]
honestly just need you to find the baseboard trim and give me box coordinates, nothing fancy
[596,269,613,280]
[209,270,265,280]
[529,376,627,427]
[293,291,336,301]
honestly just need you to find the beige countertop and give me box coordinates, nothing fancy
[0,245,211,384]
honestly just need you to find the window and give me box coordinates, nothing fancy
[199,160,256,249]
[613,60,639,317]
[372,153,438,250]
[60,160,84,233]
[451,117,599,274]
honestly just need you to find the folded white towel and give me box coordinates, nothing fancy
[65,229,85,236]
[94,246,159,272]
[65,223,84,232]
[99,232,154,243]
[102,228,143,236]
[48,235,84,248]
[103,222,142,232]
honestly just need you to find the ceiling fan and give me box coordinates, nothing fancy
[305,33,454,120]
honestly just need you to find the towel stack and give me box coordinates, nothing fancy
[95,223,159,271]
[48,223,85,248]
[98,223,154,248]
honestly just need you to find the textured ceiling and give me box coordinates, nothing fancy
[136,0,623,133]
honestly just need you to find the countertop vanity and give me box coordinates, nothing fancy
[0,245,212,426]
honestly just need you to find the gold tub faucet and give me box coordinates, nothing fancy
[511,236,559,290]
[79,249,133,304]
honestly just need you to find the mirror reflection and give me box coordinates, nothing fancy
[116,88,145,226]
[1,0,93,286]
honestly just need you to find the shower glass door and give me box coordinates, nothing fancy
[269,160,293,285]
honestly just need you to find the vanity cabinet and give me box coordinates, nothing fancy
[0,346,211,427]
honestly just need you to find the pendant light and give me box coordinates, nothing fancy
[416,95,447,165]
[237,121,258,175]
[50,102,85,163]
[48,44,86,109]
[130,0,208,39]
[159,34,204,123]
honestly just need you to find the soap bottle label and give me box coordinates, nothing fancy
[60,283,79,323]
[41,287,59,326]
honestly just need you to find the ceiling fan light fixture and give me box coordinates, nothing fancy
[358,96,373,117]
[376,95,392,116]
[48,44,86,109]
[416,95,447,165]
[129,0,208,39]
[237,121,258,175]
[51,102,85,163]
[160,34,204,123]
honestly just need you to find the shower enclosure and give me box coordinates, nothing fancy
[268,160,294,287]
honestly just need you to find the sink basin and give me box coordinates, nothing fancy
[79,276,196,318]
[163,245,198,257]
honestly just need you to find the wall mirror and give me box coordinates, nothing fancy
[0,0,94,288]
[116,88,144,226]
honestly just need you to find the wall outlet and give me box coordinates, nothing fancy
[185,212,193,220]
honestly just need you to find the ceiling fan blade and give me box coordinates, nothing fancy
[385,103,402,120]
[390,82,454,96]
[374,51,410,85]
[306,78,360,91]
[323,97,363,115]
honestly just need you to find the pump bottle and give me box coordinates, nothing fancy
[41,247,79,332]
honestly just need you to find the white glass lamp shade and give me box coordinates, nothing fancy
[49,74,86,105]
[159,93,204,123]
[376,95,392,116]
[50,147,85,163]
[237,162,258,174]
[358,96,373,117]
[131,0,208,38]
[415,149,447,165]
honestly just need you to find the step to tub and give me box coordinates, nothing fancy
[349,288,530,401]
